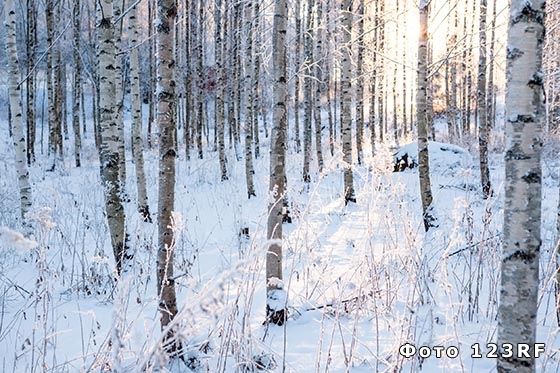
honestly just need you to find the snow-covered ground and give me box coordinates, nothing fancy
[1,111,559,372]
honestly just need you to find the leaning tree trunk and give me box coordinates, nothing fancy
[129,0,151,222]
[477,0,491,198]
[266,0,288,327]
[97,0,129,274]
[498,1,544,372]
[417,0,435,231]
[156,0,179,351]
[341,0,355,204]
[5,0,33,232]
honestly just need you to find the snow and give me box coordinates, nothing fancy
[0,109,559,372]
[0,226,37,251]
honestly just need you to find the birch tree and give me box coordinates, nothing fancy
[215,0,228,181]
[477,0,492,197]
[266,0,288,326]
[313,0,324,172]
[294,2,302,154]
[341,0,355,205]
[46,0,63,170]
[355,0,365,165]
[302,0,313,183]
[26,0,37,165]
[244,0,256,197]
[129,0,151,222]
[417,0,435,231]
[156,0,179,349]
[97,0,129,274]
[498,1,544,372]
[72,0,82,167]
[5,0,33,230]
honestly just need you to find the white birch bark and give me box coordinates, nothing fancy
[341,0,355,204]
[487,0,497,130]
[46,0,61,170]
[72,0,82,168]
[5,0,33,231]
[417,0,435,231]
[266,0,288,326]
[128,0,151,222]
[477,0,492,197]
[498,2,545,371]
[252,0,261,159]
[97,0,129,274]
[313,0,324,172]
[244,0,256,197]
[26,0,37,165]
[369,0,379,155]
[294,2,302,154]
[113,0,126,184]
[215,0,228,181]
[156,0,179,349]
[355,0,365,164]
[302,0,313,183]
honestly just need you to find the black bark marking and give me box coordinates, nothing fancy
[511,2,545,24]
[522,171,540,184]
[505,250,536,263]
[507,47,524,60]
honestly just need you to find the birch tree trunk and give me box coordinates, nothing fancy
[266,0,288,327]
[486,0,497,130]
[196,2,204,159]
[402,0,409,135]
[147,0,155,149]
[294,3,302,154]
[97,0,129,274]
[355,0,364,165]
[156,0,179,350]
[72,0,82,168]
[498,2,544,372]
[252,0,261,159]
[377,0,386,143]
[369,0,379,156]
[226,6,240,161]
[244,0,256,198]
[113,0,126,183]
[26,0,37,165]
[302,0,313,183]
[313,0,324,172]
[341,0,355,204]
[46,0,62,170]
[215,0,228,180]
[417,0,435,231]
[445,2,459,141]
[477,0,492,198]
[129,0,151,222]
[392,0,400,145]
[5,0,33,231]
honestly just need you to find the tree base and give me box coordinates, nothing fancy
[265,306,287,326]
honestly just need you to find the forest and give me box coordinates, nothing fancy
[0,0,557,371]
